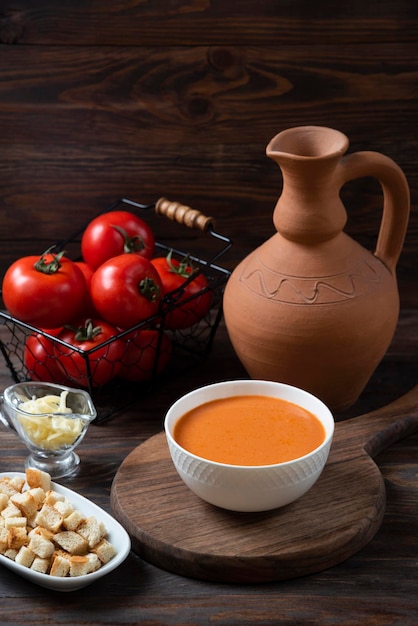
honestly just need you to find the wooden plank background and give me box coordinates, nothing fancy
[0,1,417,306]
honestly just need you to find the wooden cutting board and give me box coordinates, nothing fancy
[110,385,418,583]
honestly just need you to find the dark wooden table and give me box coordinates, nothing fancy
[0,313,417,626]
[0,2,417,623]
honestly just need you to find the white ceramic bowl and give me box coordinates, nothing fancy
[164,380,335,512]
[0,472,131,591]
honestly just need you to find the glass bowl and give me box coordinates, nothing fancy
[0,382,96,478]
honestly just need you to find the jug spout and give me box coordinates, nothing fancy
[267,126,350,243]
[267,125,349,160]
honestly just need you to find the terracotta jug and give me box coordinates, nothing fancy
[223,126,410,411]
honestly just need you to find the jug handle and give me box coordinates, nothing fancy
[337,151,410,274]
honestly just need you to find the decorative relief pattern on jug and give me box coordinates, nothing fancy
[237,254,382,305]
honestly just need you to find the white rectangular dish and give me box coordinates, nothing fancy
[0,472,131,591]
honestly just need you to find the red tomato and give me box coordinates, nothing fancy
[74,261,99,318]
[24,331,69,385]
[54,318,124,387]
[151,252,212,329]
[118,329,172,382]
[2,250,88,328]
[90,254,163,329]
[81,210,155,269]
[75,261,94,285]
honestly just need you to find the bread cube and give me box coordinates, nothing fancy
[7,526,28,550]
[0,478,19,498]
[27,487,46,507]
[53,548,71,560]
[35,503,63,533]
[29,525,54,541]
[15,546,36,568]
[62,509,85,531]
[53,498,74,518]
[26,512,40,529]
[31,556,50,574]
[53,531,89,555]
[0,527,8,553]
[85,552,101,573]
[25,468,51,492]
[69,555,90,577]
[49,554,70,577]
[4,548,18,560]
[9,475,25,492]
[0,493,8,512]
[11,491,38,519]
[91,538,116,564]
[4,516,27,530]
[77,516,106,548]
[44,490,65,506]
[1,502,22,519]
[28,532,55,559]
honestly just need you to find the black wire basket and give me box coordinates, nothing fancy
[0,198,232,423]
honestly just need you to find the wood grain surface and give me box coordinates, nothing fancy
[0,2,417,623]
[0,1,417,307]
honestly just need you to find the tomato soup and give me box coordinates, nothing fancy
[173,395,326,465]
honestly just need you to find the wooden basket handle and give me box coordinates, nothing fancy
[155,197,215,232]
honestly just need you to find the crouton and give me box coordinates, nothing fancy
[27,488,46,507]
[28,532,55,559]
[53,531,89,555]
[62,509,85,531]
[53,547,71,559]
[7,526,28,550]
[69,555,90,577]
[44,489,65,506]
[91,538,116,564]
[4,516,27,530]
[35,503,63,533]
[0,493,9,512]
[25,512,39,529]
[0,478,19,498]
[49,554,70,577]
[1,502,22,519]
[85,552,101,573]
[30,556,50,574]
[0,527,8,553]
[25,468,51,492]
[53,498,74,518]
[9,475,25,492]
[77,516,106,548]
[28,525,54,541]
[4,548,18,560]
[11,491,38,519]
[15,546,35,568]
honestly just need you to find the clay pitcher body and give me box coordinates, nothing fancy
[223,126,410,411]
